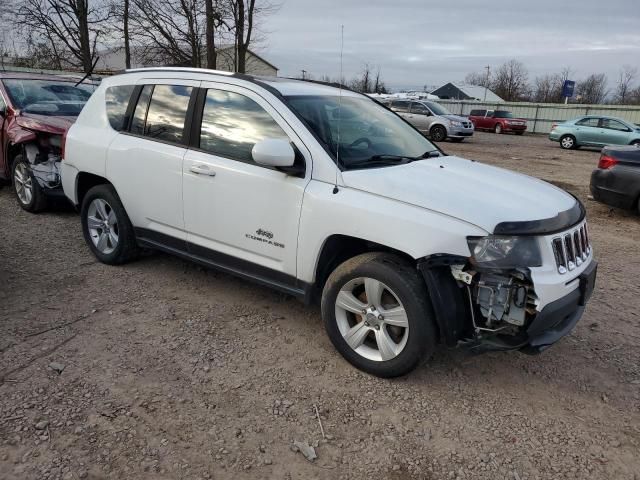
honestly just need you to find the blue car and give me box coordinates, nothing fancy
[549,115,640,150]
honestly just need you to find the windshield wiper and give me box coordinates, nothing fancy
[346,150,441,169]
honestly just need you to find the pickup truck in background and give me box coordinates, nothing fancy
[468,109,527,135]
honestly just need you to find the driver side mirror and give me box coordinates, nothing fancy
[252,138,295,168]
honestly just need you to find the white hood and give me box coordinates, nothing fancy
[342,156,577,233]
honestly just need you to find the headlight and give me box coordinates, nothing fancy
[467,236,542,268]
[449,121,462,127]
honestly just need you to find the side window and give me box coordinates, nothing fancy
[410,103,428,114]
[130,85,153,135]
[199,89,289,164]
[601,118,629,131]
[576,117,599,128]
[144,85,192,143]
[391,100,410,113]
[486,110,494,117]
[470,109,484,116]
[105,85,135,131]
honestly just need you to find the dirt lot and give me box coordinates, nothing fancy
[1,132,639,480]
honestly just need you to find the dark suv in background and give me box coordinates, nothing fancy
[0,72,96,212]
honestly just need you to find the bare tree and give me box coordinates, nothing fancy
[491,59,530,101]
[15,0,110,73]
[465,70,491,88]
[613,65,638,105]
[227,0,275,73]
[576,73,608,104]
[129,0,204,67]
[204,0,231,68]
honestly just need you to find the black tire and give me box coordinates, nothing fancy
[631,140,640,146]
[515,131,524,136]
[450,137,464,143]
[430,125,447,142]
[560,135,577,150]
[12,155,47,213]
[80,184,139,265]
[321,252,437,378]
[494,123,503,134]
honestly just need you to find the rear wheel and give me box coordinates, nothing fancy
[494,123,503,134]
[12,155,47,213]
[80,184,139,265]
[430,125,447,142]
[560,135,577,150]
[321,252,437,378]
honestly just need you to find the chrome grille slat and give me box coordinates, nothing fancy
[551,221,590,274]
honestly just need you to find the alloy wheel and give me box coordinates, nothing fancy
[87,198,119,255]
[334,277,409,362]
[14,162,33,206]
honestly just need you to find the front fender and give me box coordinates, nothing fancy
[6,117,37,145]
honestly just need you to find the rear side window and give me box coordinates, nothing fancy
[391,100,410,112]
[144,85,193,143]
[105,85,135,131]
[576,117,599,127]
[470,109,485,116]
[199,89,288,163]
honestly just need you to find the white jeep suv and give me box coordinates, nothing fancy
[61,68,597,378]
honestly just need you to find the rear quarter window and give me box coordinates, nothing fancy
[105,85,135,131]
[469,109,485,116]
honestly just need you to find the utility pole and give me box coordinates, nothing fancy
[483,65,490,101]
[301,69,307,80]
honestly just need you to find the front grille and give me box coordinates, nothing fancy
[463,122,472,128]
[551,222,591,274]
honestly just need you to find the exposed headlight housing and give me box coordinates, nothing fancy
[467,236,542,269]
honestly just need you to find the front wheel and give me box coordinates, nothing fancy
[494,123,503,134]
[80,184,140,265]
[560,135,577,150]
[430,125,447,142]
[12,155,47,213]
[515,131,524,136]
[321,253,437,378]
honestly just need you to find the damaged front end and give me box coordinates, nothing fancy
[419,232,592,355]
[22,135,63,192]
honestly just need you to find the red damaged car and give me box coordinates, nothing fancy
[0,72,96,212]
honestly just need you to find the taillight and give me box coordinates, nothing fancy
[61,130,68,160]
[597,154,618,169]
[551,123,558,130]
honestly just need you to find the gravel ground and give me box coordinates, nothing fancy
[1,132,639,480]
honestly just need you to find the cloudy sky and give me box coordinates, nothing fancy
[263,0,640,91]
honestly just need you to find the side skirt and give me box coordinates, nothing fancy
[135,228,311,301]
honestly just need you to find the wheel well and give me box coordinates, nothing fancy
[6,143,24,177]
[313,235,415,294]
[76,172,112,206]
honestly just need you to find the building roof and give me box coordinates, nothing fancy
[215,45,279,72]
[432,82,504,102]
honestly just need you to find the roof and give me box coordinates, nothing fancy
[119,68,361,97]
[0,70,85,82]
[215,45,279,72]
[432,82,504,102]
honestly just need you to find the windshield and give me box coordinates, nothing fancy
[425,101,452,116]
[493,111,514,118]
[3,79,95,116]
[285,95,438,170]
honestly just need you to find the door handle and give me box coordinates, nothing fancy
[190,164,216,176]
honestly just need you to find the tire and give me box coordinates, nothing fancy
[515,131,524,136]
[494,123,503,134]
[321,252,437,378]
[560,135,577,150]
[430,125,447,142]
[12,155,47,213]
[80,184,139,265]
[631,140,640,146]
[450,137,464,143]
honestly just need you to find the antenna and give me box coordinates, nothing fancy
[333,24,344,195]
